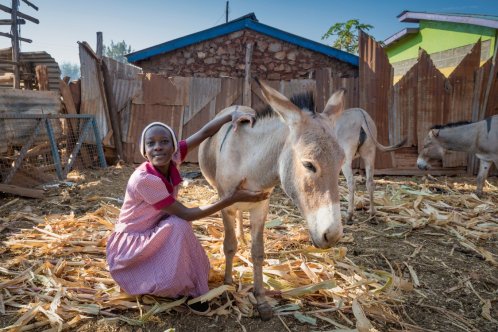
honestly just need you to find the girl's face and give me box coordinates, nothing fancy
[144,126,175,170]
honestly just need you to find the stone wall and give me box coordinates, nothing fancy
[135,30,358,80]
[391,39,491,79]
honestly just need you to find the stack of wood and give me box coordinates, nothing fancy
[0,88,62,198]
[0,48,61,91]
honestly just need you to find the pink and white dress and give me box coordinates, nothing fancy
[106,140,210,298]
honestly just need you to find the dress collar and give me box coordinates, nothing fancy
[141,161,182,193]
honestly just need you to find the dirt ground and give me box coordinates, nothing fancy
[1,163,497,332]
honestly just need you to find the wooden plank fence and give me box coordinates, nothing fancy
[108,33,498,175]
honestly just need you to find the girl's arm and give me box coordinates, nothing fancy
[161,181,269,221]
[185,108,256,151]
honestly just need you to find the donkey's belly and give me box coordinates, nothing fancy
[232,201,267,211]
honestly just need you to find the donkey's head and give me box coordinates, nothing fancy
[417,128,445,170]
[256,78,345,248]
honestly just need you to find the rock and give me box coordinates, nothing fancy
[274,51,286,60]
[268,43,282,52]
[268,73,280,80]
[204,57,217,64]
[229,31,243,39]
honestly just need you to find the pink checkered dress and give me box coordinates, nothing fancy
[106,140,210,298]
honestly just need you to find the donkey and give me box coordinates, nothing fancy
[198,79,346,321]
[417,115,498,196]
[333,108,406,223]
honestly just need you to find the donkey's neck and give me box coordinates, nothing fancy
[438,124,478,152]
[237,117,289,188]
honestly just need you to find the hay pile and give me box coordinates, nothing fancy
[0,165,497,331]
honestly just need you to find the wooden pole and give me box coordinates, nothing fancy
[225,1,229,23]
[96,31,103,58]
[101,61,124,160]
[243,42,253,106]
[480,36,498,120]
[11,0,20,89]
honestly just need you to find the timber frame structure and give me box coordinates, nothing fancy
[0,0,39,89]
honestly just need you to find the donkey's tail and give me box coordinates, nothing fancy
[358,108,407,152]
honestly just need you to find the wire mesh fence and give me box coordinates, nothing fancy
[0,114,106,188]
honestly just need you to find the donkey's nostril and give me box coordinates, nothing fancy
[323,233,328,242]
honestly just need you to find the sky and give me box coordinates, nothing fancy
[3,0,498,65]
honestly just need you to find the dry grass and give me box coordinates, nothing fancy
[0,164,497,331]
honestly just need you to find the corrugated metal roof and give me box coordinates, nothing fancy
[397,11,498,29]
[384,28,419,46]
[126,13,359,66]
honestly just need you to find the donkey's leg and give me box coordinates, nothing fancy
[476,159,492,197]
[249,200,273,321]
[363,153,376,219]
[341,159,355,225]
[235,210,247,245]
[221,207,238,285]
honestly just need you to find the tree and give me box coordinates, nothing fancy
[104,40,133,63]
[322,19,374,54]
[60,62,80,81]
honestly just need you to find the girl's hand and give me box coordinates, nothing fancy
[229,178,269,203]
[231,109,256,132]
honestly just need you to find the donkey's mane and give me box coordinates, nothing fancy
[431,120,473,130]
[256,91,315,119]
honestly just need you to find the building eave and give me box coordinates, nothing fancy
[397,11,498,29]
[384,28,419,46]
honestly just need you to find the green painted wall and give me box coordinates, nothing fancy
[386,21,497,63]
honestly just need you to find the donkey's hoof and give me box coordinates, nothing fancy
[257,302,273,321]
[346,217,354,225]
[367,217,379,225]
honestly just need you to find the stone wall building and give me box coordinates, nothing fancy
[127,14,358,80]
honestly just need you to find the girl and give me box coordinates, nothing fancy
[106,109,268,312]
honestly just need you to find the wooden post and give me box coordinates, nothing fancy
[243,42,253,106]
[225,1,229,23]
[101,61,124,160]
[480,38,498,120]
[96,31,103,58]
[0,183,44,199]
[11,0,20,89]
[35,65,49,90]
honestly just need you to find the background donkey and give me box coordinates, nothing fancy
[334,108,406,223]
[198,79,346,320]
[417,115,498,196]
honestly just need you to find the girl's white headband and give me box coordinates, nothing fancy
[139,122,178,158]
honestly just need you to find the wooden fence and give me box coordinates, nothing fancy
[122,75,359,163]
[358,32,498,175]
[112,32,498,174]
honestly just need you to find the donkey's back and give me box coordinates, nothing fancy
[199,106,283,197]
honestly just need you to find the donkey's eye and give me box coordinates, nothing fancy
[302,161,316,173]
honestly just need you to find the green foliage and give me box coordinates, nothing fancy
[104,40,133,63]
[322,19,374,54]
[60,62,80,80]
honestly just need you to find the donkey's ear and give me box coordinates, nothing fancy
[431,129,440,137]
[254,78,302,125]
[323,88,345,119]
